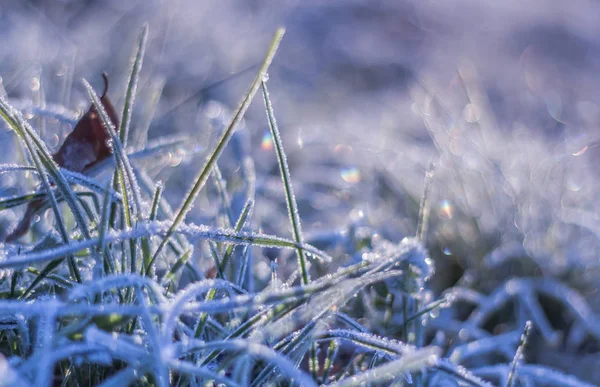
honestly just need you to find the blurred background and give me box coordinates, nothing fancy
[2,0,600,381]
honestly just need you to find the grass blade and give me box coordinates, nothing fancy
[219,199,254,275]
[0,221,331,270]
[329,347,440,387]
[119,23,148,147]
[261,81,308,285]
[142,182,163,277]
[150,27,285,263]
[83,78,144,273]
[506,321,532,387]
[261,78,316,380]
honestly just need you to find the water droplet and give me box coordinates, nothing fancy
[56,62,68,77]
[30,77,40,92]
[49,133,60,148]
[439,200,453,219]
[572,145,588,156]
[262,73,270,83]
[204,100,222,119]
[429,308,440,318]
[341,166,360,183]
[334,144,353,156]
[463,103,480,123]
[443,247,452,256]
[544,90,563,122]
[261,131,273,151]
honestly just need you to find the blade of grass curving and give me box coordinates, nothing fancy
[434,359,494,387]
[150,27,285,264]
[261,80,308,285]
[329,347,440,387]
[199,302,301,366]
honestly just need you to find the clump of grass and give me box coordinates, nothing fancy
[0,22,598,387]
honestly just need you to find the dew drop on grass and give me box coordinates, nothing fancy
[463,103,480,123]
[204,100,223,119]
[30,77,40,92]
[341,166,360,183]
[572,145,588,156]
[429,308,440,319]
[49,133,60,148]
[261,131,274,151]
[439,200,453,219]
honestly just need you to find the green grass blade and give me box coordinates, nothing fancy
[150,27,285,263]
[119,23,148,147]
[192,199,254,339]
[110,23,147,275]
[0,221,332,270]
[261,81,308,285]
[219,199,254,275]
[99,182,116,275]
[0,191,48,210]
[261,79,316,379]
[142,182,163,277]
[160,248,193,288]
[20,258,66,299]
[83,78,144,274]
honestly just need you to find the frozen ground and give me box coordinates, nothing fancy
[1,0,600,385]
